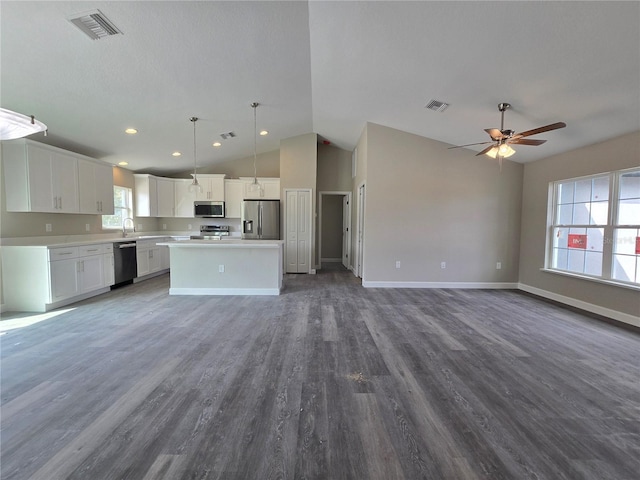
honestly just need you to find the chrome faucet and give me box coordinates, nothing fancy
[122,218,136,237]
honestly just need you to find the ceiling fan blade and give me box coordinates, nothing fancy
[475,145,496,157]
[514,122,566,139]
[447,141,493,150]
[509,138,547,146]
[485,128,506,140]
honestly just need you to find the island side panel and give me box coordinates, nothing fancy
[168,244,282,295]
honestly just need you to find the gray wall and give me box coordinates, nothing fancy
[317,143,352,265]
[519,130,640,320]
[360,122,523,285]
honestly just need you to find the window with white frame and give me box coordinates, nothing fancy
[548,168,640,286]
[102,186,133,229]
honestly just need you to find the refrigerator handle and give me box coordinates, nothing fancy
[258,205,263,237]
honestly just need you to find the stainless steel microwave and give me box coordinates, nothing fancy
[194,201,225,218]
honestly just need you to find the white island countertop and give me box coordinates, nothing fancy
[158,239,283,248]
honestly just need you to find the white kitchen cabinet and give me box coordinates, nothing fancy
[193,174,226,201]
[49,245,107,302]
[136,238,169,279]
[103,244,115,286]
[224,179,244,218]
[78,158,114,214]
[0,243,114,312]
[157,177,175,217]
[134,174,175,217]
[174,179,196,217]
[50,252,81,302]
[134,174,158,217]
[240,177,280,200]
[2,139,79,213]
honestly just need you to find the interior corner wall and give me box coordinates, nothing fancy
[362,122,523,285]
[519,130,640,321]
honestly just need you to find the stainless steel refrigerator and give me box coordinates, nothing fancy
[241,199,280,239]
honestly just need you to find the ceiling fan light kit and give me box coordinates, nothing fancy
[449,102,566,166]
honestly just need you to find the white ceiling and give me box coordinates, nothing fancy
[2,1,639,175]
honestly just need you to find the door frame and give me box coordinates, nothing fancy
[318,191,352,270]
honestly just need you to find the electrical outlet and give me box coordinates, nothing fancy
[496,262,502,270]
[137,224,143,231]
[85,224,91,232]
[440,261,446,269]
[395,261,401,269]
[188,224,192,230]
[218,264,225,273]
[162,224,167,230]
[45,223,52,232]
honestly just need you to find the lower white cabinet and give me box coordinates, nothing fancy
[1,243,114,312]
[136,238,169,279]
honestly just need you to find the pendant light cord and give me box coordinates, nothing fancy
[190,116,199,185]
[251,102,259,184]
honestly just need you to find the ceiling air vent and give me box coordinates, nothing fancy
[425,99,450,112]
[220,132,236,140]
[68,9,122,40]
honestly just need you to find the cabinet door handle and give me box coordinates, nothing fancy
[59,197,62,210]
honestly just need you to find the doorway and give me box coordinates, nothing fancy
[318,191,352,271]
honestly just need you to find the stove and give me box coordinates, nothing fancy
[190,225,230,240]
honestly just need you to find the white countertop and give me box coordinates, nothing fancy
[0,233,192,248]
[159,239,283,248]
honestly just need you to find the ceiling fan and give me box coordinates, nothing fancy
[449,102,566,166]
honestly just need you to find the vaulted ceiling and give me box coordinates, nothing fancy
[2,1,638,175]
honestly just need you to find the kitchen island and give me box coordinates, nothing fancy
[157,239,284,295]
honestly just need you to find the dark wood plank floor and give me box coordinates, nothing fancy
[1,271,639,479]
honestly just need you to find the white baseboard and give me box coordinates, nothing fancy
[518,283,640,328]
[363,281,518,289]
[169,287,281,296]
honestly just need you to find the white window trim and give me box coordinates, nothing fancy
[546,167,640,288]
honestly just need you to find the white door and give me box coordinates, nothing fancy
[342,195,350,269]
[285,189,311,273]
[356,183,365,278]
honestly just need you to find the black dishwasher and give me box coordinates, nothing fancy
[113,241,137,287]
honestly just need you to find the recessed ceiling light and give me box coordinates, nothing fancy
[212,142,221,147]
[260,130,268,136]
[125,128,137,135]
[118,161,128,166]
[172,151,181,157]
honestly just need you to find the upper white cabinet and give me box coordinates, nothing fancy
[78,158,114,214]
[2,139,79,213]
[193,174,226,201]
[174,179,196,217]
[240,177,280,200]
[134,174,158,217]
[156,177,175,217]
[134,174,176,217]
[224,179,244,218]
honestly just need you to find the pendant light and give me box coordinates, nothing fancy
[249,102,262,194]
[188,116,202,193]
[0,108,48,140]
